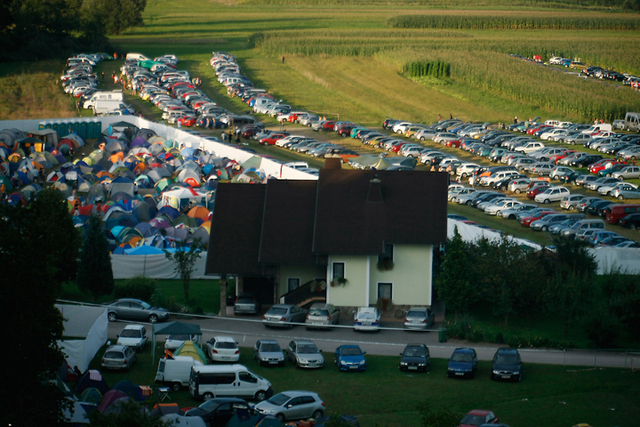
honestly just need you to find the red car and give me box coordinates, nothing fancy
[259,132,289,145]
[590,160,626,174]
[177,115,197,127]
[527,124,552,135]
[520,210,556,227]
[526,183,550,199]
[549,150,576,164]
[447,139,462,148]
[459,410,499,427]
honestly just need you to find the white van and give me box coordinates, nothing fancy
[126,53,150,61]
[188,364,273,402]
[94,99,133,115]
[84,90,124,110]
[156,356,203,391]
[582,123,612,134]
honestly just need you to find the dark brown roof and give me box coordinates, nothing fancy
[205,183,269,276]
[259,180,318,265]
[312,169,448,254]
[206,169,448,275]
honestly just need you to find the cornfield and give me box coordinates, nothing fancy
[406,60,451,78]
[388,15,640,30]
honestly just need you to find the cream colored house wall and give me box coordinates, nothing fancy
[278,265,326,297]
[326,255,369,307]
[369,244,433,306]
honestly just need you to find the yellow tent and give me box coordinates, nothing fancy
[174,341,206,364]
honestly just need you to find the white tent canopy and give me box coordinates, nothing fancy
[56,304,108,373]
[447,219,541,250]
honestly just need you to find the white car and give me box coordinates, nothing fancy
[535,186,570,204]
[165,334,199,351]
[598,181,638,196]
[353,307,382,331]
[117,324,148,352]
[456,163,480,179]
[514,142,545,154]
[499,203,537,219]
[560,194,586,210]
[206,336,240,363]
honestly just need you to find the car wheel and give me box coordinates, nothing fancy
[255,390,267,401]
[606,173,611,177]
[630,224,636,230]
[542,225,548,232]
[108,312,117,322]
[544,199,550,204]
[148,314,159,323]
[172,382,181,392]
[618,195,624,201]
[203,392,214,401]
[312,410,323,420]
[275,414,285,422]
[514,189,521,194]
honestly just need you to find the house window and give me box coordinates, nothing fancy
[287,278,300,292]
[378,283,392,300]
[378,244,394,263]
[332,262,345,279]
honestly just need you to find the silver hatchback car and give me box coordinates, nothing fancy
[305,303,340,329]
[403,307,435,330]
[254,391,325,422]
[101,345,137,371]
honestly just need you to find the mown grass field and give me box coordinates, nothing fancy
[85,342,640,427]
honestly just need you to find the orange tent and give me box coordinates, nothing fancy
[96,170,114,179]
[187,206,210,220]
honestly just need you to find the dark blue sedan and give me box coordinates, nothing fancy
[334,345,366,371]
[447,348,478,379]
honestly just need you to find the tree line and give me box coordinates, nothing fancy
[0,0,147,62]
[436,228,640,348]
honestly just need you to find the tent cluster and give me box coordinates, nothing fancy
[1,122,272,252]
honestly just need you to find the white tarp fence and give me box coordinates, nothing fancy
[591,246,640,274]
[56,304,108,373]
[447,219,542,250]
[110,252,208,279]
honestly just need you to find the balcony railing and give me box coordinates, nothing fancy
[281,280,326,306]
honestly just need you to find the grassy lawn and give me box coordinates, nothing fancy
[82,343,640,427]
[61,279,227,315]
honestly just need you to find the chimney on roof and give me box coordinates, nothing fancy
[324,158,342,170]
[367,174,383,203]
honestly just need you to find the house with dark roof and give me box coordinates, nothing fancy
[206,160,448,309]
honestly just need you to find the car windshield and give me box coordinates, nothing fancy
[341,347,362,356]
[268,308,288,315]
[309,309,329,316]
[237,298,254,304]
[403,347,426,357]
[198,400,222,411]
[104,351,123,358]
[260,344,281,352]
[267,393,291,406]
[451,352,473,362]
[358,312,376,319]
[120,330,141,338]
[406,311,427,319]
[141,301,151,310]
[215,342,237,349]
[460,415,484,426]
[495,355,519,364]
[169,335,191,341]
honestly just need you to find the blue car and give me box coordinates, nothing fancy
[447,348,478,379]
[334,345,366,371]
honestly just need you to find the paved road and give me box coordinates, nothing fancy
[107,314,639,369]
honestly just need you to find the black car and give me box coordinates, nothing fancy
[586,200,614,216]
[491,348,522,381]
[571,154,603,168]
[472,192,501,207]
[559,171,582,185]
[186,398,256,425]
[492,174,526,191]
[399,343,430,372]
[619,213,640,229]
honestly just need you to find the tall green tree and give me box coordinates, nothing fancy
[435,227,475,319]
[77,214,114,301]
[544,236,597,336]
[164,239,204,301]
[0,189,80,426]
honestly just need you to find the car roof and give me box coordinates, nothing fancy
[454,348,475,353]
[106,345,128,351]
[258,339,279,344]
[339,345,361,349]
[276,390,318,398]
[293,339,315,345]
[213,336,236,342]
[496,348,519,355]
[468,409,494,416]
[122,324,145,330]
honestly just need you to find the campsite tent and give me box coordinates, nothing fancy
[160,414,207,427]
[152,322,202,363]
[174,341,207,364]
[76,370,109,395]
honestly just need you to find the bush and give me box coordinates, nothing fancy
[114,276,157,301]
[583,311,620,348]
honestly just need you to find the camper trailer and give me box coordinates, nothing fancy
[84,90,124,110]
